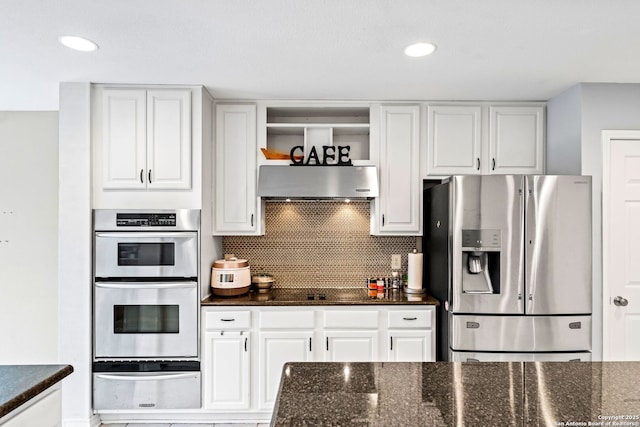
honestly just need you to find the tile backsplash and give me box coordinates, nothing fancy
[223,201,418,288]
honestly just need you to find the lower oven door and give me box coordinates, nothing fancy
[94,281,198,359]
[93,372,201,410]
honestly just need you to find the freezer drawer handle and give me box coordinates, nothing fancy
[220,318,235,322]
[402,317,418,321]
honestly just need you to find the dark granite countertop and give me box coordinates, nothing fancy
[202,287,439,306]
[0,364,73,418]
[272,361,640,426]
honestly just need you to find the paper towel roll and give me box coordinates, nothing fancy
[407,252,423,290]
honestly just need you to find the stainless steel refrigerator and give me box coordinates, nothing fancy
[423,175,592,361]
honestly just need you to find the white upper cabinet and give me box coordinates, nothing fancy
[99,87,191,190]
[426,103,545,176]
[146,89,192,189]
[427,105,482,175]
[213,104,262,235]
[489,106,545,174]
[373,105,422,235]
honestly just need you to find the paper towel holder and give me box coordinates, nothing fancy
[404,249,426,295]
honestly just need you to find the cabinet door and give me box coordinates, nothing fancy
[258,331,314,410]
[2,387,61,427]
[203,331,250,410]
[388,330,434,362]
[101,88,147,189]
[324,331,378,362]
[427,105,482,175]
[375,105,421,235]
[214,104,260,234]
[146,89,192,189]
[489,106,544,174]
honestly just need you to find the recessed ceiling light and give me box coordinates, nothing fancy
[404,42,436,57]
[58,35,99,52]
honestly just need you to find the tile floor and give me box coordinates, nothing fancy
[102,424,270,427]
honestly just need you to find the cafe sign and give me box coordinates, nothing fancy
[289,145,353,166]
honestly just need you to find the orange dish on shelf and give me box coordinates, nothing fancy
[261,147,304,161]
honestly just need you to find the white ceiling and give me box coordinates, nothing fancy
[2,0,640,110]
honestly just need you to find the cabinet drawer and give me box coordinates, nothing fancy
[388,310,433,329]
[324,310,379,329]
[259,311,315,329]
[204,310,251,330]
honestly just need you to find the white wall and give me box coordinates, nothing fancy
[547,82,640,361]
[546,84,582,175]
[58,82,95,427]
[0,111,59,363]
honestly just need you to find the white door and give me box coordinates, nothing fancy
[489,106,544,174]
[100,88,147,189]
[203,331,250,410]
[258,331,314,410]
[375,105,421,235]
[603,133,640,360]
[324,331,378,362]
[146,89,192,190]
[388,330,433,361]
[426,105,482,175]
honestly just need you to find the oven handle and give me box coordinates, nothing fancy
[95,373,196,381]
[95,232,197,239]
[95,282,196,290]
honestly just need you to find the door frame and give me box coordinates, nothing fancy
[601,129,640,360]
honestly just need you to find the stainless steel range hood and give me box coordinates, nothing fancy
[258,165,378,199]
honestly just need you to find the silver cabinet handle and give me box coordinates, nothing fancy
[220,318,235,322]
[614,296,629,307]
[140,169,144,183]
[148,169,152,184]
[476,158,480,170]
[403,317,418,321]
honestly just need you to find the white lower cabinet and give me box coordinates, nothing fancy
[258,331,314,409]
[324,330,379,362]
[201,305,435,416]
[388,330,433,361]
[0,386,61,427]
[203,310,252,411]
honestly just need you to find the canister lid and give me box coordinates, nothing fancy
[213,258,249,269]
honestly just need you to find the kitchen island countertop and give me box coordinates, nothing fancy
[0,364,73,419]
[271,361,640,426]
[202,287,439,306]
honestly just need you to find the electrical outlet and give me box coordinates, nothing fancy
[391,254,401,270]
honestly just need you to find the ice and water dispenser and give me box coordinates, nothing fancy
[461,229,501,295]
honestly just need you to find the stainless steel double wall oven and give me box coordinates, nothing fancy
[93,209,201,410]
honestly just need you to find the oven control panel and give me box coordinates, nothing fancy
[116,213,176,227]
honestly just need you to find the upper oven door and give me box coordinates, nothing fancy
[95,232,198,278]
